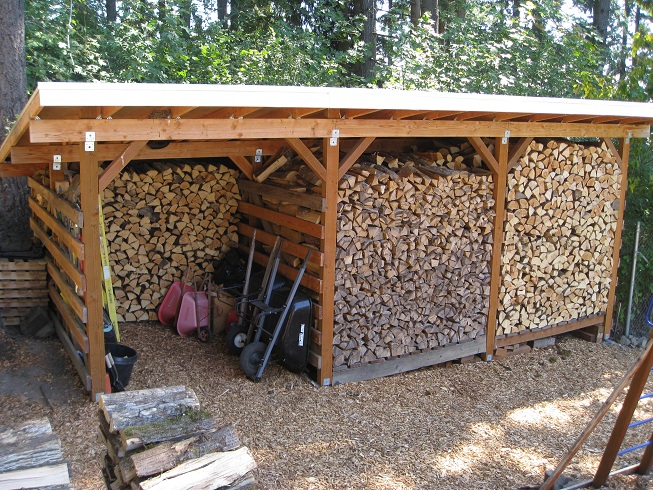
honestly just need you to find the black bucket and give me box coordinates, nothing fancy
[106,343,137,392]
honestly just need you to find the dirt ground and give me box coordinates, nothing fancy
[2,322,653,490]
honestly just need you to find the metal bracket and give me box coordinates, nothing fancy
[85,132,96,152]
[53,154,62,171]
[502,130,510,145]
[323,378,331,386]
[330,129,340,147]
[254,148,263,163]
[625,131,633,144]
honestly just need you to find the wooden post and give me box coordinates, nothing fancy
[80,143,106,400]
[602,137,631,340]
[318,131,338,386]
[484,137,509,360]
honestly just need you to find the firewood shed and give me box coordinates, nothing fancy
[1,82,651,400]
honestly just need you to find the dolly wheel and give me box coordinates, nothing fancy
[240,342,266,380]
[198,327,211,343]
[226,323,248,355]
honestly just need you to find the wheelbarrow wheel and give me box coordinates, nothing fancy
[226,322,248,356]
[240,341,266,380]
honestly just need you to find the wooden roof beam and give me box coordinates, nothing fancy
[29,118,650,143]
[203,107,263,119]
[248,107,325,119]
[358,109,431,120]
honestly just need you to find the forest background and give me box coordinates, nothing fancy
[0,0,652,331]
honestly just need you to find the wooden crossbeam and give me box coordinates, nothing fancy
[285,138,326,182]
[507,137,534,170]
[467,137,499,174]
[338,137,375,180]
[98,140,148,191]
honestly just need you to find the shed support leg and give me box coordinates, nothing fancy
[484,137,509,360]
[602,138,630,340]
[318,132,338,386]
[80,145,105,400]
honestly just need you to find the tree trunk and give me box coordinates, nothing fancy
[410,0,421,26]
[512,0,520,19]
[106,0,117,21]
[618,0,631,81]
[354,0,376,80]
[593,0,610,43]
[0,0,31,252]
[217,0,228,27]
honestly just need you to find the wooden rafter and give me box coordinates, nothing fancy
[0,91,41,162]
[98,140,148,191]
[285,138,326,182]
[29,118,649,143]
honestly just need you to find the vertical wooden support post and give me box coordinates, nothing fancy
[592,337,653,486]
[318,130,339,385]
[79,143,105,400]
[602,137,631,340]
[485,137,509,360]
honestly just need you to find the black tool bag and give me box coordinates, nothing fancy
[212,249,246,287]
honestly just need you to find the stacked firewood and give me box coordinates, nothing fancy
[333,157,495,367]
[0,418,72,489]
[98,386,256,490]
[102,162,240,321]
[497,140,621,335]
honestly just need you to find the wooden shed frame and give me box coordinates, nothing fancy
[1,82,651,399]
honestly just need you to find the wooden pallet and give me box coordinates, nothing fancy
[0,258,48,326]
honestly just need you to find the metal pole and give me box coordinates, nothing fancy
[625,221,641,337]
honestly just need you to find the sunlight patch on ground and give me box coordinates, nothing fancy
[508,404,571,427]
[434,443,485,477]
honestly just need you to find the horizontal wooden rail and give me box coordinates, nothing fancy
[0,259,46,271]
[238,201,324,239]
[31,218,86,292]
[46,259,87,324]
[52,314,91,392]
[28,177,83,227]
[12,140,288,164]
[237,222,324,267]
[238,179,326,212]
[49,283,89,353]
[29,197,85,259]
[332,337,486,385]
[238,245,323,294]
[0,163,47,178]
[495,314,606,348]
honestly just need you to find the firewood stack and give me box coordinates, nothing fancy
[333,157,495,367]
[0,418,72,489]
[497,140,621,335]
[98,386,256,490]
[102,162,240,321]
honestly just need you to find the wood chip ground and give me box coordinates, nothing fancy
[1,322,653,489]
